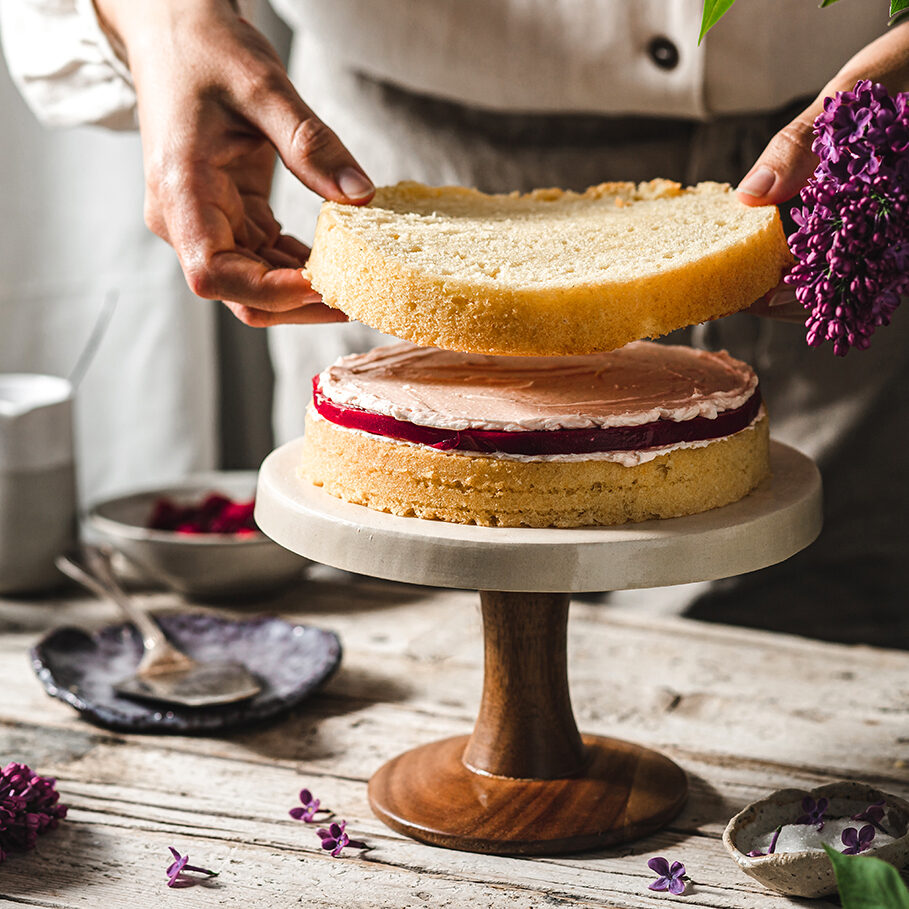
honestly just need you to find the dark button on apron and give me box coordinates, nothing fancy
[647,36,680,71]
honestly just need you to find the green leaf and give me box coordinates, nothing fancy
[891,0,909,23]
[699,0,737,43]
[823,845,909,909]
[819,0,843,6]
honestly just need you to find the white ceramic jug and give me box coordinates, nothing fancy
[0,374,77,593]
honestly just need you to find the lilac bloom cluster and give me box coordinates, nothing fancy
[0,762,67,862]
[785,80,909,355]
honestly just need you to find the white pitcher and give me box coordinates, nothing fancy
[0,374,77,593]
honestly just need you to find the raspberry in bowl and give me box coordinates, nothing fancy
[86,472,308,599]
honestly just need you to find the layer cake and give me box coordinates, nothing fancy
[301,341,769,528]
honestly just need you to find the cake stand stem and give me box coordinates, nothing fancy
[368,588,688,854]
[463,591,586,779]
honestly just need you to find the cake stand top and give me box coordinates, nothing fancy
[256,439,822,593]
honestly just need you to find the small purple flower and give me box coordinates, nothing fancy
[316,821,370,857]
[747,825,783,856]
[0,762,67,862]
[165,847,218,888]
[795,796,829,831]
[841,824,876,855]
[647,856,689,895]
[289,788,330,823]
[851,800,888,834]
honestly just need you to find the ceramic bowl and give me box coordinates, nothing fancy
[723,781,909,898]
[86,471,309,599]
[31,612,341,733]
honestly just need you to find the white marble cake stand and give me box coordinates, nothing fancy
[256,438,822,855]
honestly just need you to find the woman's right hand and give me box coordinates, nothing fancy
[94,0,374,326]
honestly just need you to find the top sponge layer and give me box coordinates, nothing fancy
[304,180,791,356]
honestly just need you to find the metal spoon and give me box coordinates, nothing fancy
[55,545,261,707]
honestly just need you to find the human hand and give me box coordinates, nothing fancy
[736,21,909,208]
[94,0,374,327]
[737,21,909,322]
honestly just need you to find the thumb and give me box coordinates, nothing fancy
[736,107,820,207]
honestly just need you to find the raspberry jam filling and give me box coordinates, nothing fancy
[311,377,762,456]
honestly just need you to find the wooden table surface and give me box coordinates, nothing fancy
[0,565,907,908]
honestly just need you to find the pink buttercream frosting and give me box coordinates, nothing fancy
[316,341,758,433]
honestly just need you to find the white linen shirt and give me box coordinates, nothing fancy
[1,0,888,128]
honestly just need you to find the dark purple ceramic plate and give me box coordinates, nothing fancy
[31,613,341,733]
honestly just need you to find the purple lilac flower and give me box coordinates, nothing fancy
[289,788,330,823]
[747,824,783,857]
[852,800,889,834]
[647,856,689,895]
[316,821,369,857]
[785,80,909,355]
[795,796,829,831]
[165,847,218,888]
[841,824,876,855]
[0,762,67,862]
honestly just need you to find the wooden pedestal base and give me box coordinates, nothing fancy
[369,733,687,855]
[367,591,688,854]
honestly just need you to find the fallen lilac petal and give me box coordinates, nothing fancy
[165,847,217,887]
[315,819,370,857]
[647,856,687,894]
[796,796,828,830]
[291,788,330,823]
[768,825,782,854]
[841,824,876,855]
[647,856,671,877]
[318,821,345,842]
[183,863,217,874]
[852,800,888,833]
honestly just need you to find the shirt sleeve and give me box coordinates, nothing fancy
[0,0,137,129]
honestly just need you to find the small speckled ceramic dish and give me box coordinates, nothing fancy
[31,613,341,733]
[723,781,909,898]
[86,471,309,599]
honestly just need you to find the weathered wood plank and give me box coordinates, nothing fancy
[0,568,906,908]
